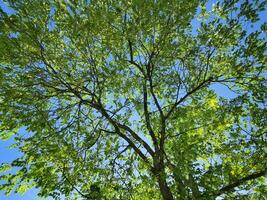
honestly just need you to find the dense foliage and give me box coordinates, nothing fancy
[0,0,266,199]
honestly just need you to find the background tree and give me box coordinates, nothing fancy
[0,0,266,199]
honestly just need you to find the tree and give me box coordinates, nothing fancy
[0,0,266,199]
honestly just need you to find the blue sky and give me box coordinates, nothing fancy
[0,136,46,200]
[0,0,266,199]
[0,128,53,200]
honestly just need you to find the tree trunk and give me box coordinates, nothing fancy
[157,171,174,200]
[153,149,174,200]
[158,174,174,200]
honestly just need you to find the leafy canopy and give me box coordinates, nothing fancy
[0,0,266,199]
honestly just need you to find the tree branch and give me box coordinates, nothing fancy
[166,77,213,120]
[62,170,89,199]
[127,39,145,75]
[214,170,267,197]
[142,81,159,152]
[90,101,153,165]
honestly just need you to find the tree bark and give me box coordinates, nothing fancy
[157,172,175,200]
[153,149,174,200]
